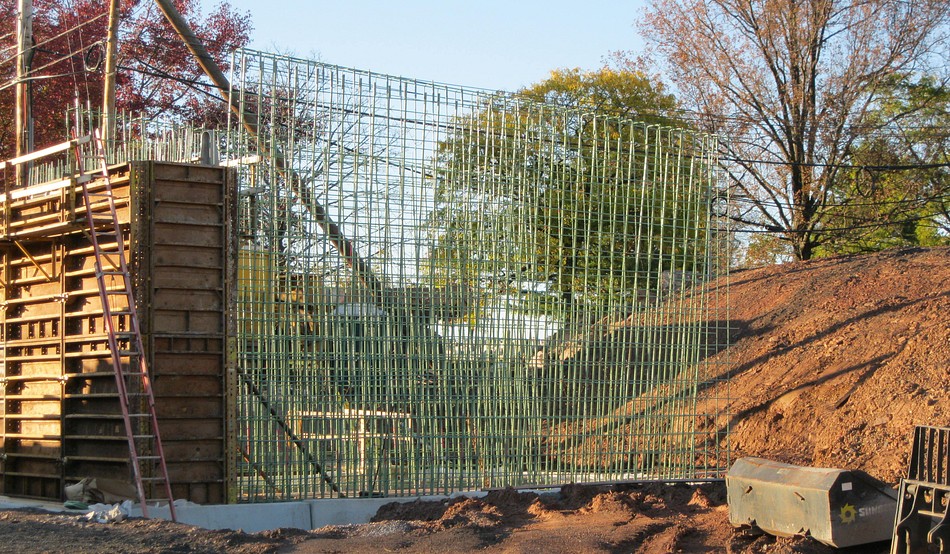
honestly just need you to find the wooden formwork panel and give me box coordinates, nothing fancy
[1,161,235,504]
[130,161,235,505]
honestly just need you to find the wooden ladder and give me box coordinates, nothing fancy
[75,130,176,521]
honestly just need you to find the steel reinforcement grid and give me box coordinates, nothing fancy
[225,48,731,501]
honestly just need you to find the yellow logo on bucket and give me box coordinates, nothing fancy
[839,504,857,524]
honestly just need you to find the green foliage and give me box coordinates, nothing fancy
[741,233,793,268]
[518,64,683,128]
[816,76,950,256]
[423,66,711,318]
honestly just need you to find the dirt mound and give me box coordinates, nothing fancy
[700,246,950,482]
[538,247,947,481]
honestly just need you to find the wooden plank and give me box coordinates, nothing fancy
[151,163,225,185]
[66,440,136,459]
[152,203,222,226]
[152,335,224,353]
[156,419,222,440]
[151,312,190,334]
[0,162,232,504]
[151,311,222,335]
[152,180,223,204]
[152,289,221,311]
[0,135,90,170]
[16,420,62,437]
[154,354,223,374]
[152,223,221,247]
[153,375,221,396]
[161,440,223,461]
[166,461,224,483]
[151,267,221,290]
[151,244,222,269]
[63,460,129,482]
[154,397,223,419]
[16,400,60,416]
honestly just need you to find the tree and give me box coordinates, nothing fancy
[816,76,950,255]
[425,64,712,319]
[642,0,950,260]
[0,0,251,159]
[517,62,682,128]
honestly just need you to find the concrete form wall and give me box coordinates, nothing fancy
[0,161,235,503]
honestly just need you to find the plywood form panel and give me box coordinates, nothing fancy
[2,162,235,503]
[131,162,233,504]
[1,237,66,499]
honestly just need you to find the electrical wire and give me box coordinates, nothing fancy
[0,11,108,70]
[721,155,950,171]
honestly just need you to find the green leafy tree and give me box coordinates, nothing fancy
[816,77,950,255]
[425,64,712,320]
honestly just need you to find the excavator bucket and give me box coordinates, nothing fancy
[727,457,897,547]
[891,425,950,554]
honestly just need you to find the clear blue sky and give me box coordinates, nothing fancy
[224,0,649,91]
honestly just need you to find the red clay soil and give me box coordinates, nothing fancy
[1,246,946,553]
[704,245,949,483]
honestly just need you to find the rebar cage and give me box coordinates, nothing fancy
[225,49,731,500]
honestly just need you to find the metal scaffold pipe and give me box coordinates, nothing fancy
[151,0,385,302]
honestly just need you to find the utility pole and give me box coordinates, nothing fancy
[101,0,120,152]
[15,0,33,186]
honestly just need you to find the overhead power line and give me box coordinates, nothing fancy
[722,156,950,171]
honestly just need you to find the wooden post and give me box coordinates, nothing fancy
[15,0,33,187]
[101,0,120,152]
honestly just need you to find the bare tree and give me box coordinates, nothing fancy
[642,0,950,260]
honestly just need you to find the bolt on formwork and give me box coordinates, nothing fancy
[224,49,731,501]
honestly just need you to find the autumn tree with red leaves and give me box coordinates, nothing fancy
[0,0,251,159]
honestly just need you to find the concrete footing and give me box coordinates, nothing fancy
[0,492,489,533]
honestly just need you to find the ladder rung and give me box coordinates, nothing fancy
[106,289,131,298]
[135,456,162,461]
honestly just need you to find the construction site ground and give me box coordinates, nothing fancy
[1,245,947,553]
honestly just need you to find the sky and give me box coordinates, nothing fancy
[224,0,650,92]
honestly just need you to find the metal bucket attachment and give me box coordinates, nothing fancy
[727,457,898,548]
[891,425,950,554]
